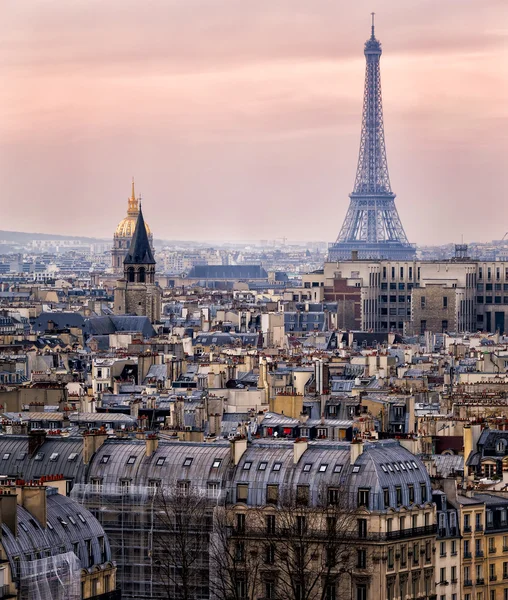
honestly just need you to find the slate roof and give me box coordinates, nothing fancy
[84,315,155,338]
[33,312,85,332]
[186,265,268,280]
[124,206,155,265]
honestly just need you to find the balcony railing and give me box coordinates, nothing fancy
[464,580,473,587]
[490,575,498,582]
[477,578,485,585]
[464,552,472,559]
[0,585,10,599]
[489,547,497,553]
[476,524,484,531]
[476,550,484,558]
[464,525,472,533]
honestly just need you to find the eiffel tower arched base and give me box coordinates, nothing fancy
[327,241,416,262]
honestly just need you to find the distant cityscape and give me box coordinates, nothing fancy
[0,10,507,600]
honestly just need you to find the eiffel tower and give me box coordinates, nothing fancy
[328,15,415,261]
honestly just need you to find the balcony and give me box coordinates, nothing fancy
[463,525,472,533]
[490,575,498,582]
[477,578,485,585]
[464,552,472,559]
[489,547,497,554]
[503,546,508,552]
[464,579,473,587]
[476,550,484,558]
[476,524,484,532]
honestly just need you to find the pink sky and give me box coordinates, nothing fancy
[0,0,507,244]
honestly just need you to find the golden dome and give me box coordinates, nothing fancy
[114,179,151,238]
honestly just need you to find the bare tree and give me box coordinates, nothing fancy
[152,483,212,600]
[210,484,365,600]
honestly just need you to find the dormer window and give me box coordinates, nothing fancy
[496,439,507,455]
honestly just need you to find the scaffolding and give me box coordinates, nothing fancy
[19,552,80,600]
[72,483,221,599]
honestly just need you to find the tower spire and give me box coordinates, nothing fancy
[328,17,415,261]
[127,177,139,216]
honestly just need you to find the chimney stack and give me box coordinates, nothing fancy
[350,438,364,465]
[230,437,248,466]
[0,492,18,536]
[294,438,308,464]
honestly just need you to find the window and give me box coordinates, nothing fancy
[235,542,245,562]
[396,486,402,506]
[443,296,448,308]
[296,515,306,534]
[265,543,275,564]
[296,485,309,506]
[358,518,367,538]
[357,548,367,568]
[319,464,328,473]
[420,320,427,334]
[258,461,267,471]
[34,453,44,461]
[68,453,78,461]
[2,453,9,460]
[357,489,370,508]
[408,484,415,503]
[303,463,312,472]
[77,514,86,523]
[381,464,388,473]
[421,296,426,309]
[183,457,193,467]
[207,482,219,498]
[356,584,367,600]
[126,455,136,465]
[236,483,248,503]
[156,457,165,466]
[333,464,343,473]
[383,488,390,508]
[440,567,446,583]
[120,479,131,490]
[420,483,427,502]
[266,484,279,504]
[352,465,361,473]
[328,487,341,505]
[101,455,110,464]
[440,541,446,557]
[272,462,282,472]
[242,461,252,471]
[212,458,222,468]
[236,513,245,533]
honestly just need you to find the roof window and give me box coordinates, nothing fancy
[126,456,136,465]
[68,453,78,461]
[243,462,252,471]
[381,464,388,473]
[2,453,9,460]
[212,459,222,469]
[156,457,166,466]
[34,453,44,461]
[101,455,110,464]
[318,464,328,473]
[352,465,361,473]
[183,457,193,467]
[333,464,343,473]
[49,453,59,462]
[258,462,268,471]
[272,462,282,472]
[303,463,312,473]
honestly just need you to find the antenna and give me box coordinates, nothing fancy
[371,12,375,38]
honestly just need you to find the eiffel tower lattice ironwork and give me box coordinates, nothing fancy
[328,15,415,261]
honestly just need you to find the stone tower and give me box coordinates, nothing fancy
[114,205,161,322]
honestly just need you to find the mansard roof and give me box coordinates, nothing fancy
[124,206,155,265]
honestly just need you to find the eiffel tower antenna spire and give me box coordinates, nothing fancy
[328,16,415,261]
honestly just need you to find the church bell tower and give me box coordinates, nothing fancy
[114,205,161,322]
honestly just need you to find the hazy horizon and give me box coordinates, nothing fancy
[1,1,507,245]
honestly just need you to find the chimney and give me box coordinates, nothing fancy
[294,438,308,464]
[28,430,46,458]
[351,439,364,465]
[230,437,248,466]
[83,431,108,465]
[0,492,18,536]
[21,485,47,528]
[146,434,159,458]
